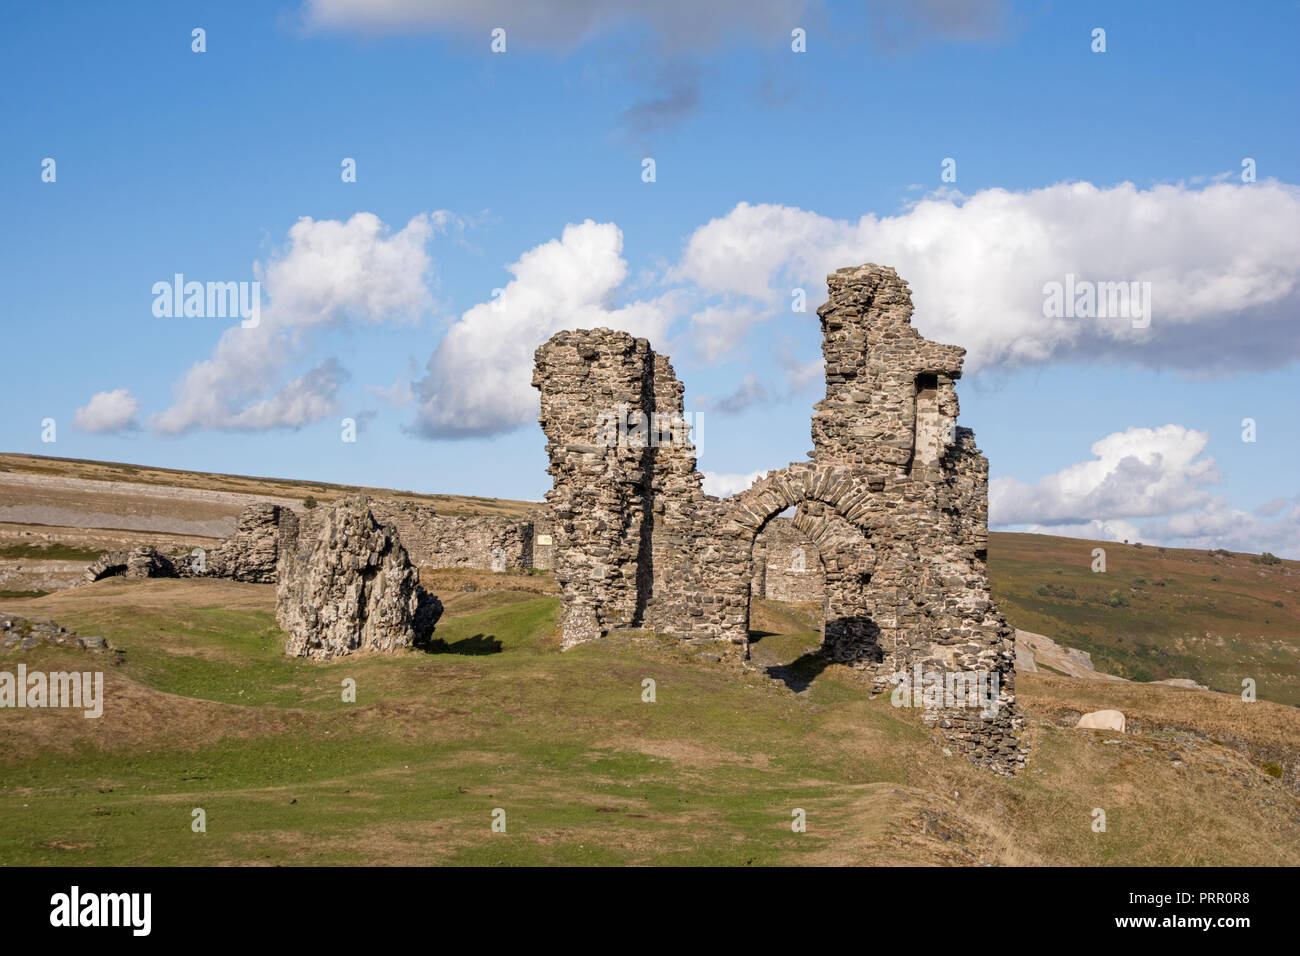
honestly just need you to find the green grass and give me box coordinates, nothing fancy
[1,573,1297,866]
[0,543,102,562]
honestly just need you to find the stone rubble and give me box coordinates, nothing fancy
[1,614,110,653]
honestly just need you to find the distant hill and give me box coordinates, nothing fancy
[989,532,1299,707]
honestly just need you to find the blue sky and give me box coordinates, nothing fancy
[2,1,1298,555]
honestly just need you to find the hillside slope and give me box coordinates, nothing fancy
[988,532,1300,707]
[1,575,1296,866]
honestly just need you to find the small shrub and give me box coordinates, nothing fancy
[303,495,318,509]
[1255,552,1282,566]
[1036,582,1078,600]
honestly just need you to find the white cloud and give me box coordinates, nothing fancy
[990,425,1219,526]
[674,181,1300,373]
[74,389,140,434]
[992,425,1299,558]
[411,220,675,439]
[153,212,436,435]
[1017,518,1143,545]
[216,359,351,431]
[1140,498,1300,558]
[300,0,814,51]
[702,469,766,498]
[687,302,766,362]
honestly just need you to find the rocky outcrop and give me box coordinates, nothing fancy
[274,496,441,659]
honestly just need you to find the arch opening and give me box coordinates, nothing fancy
[728,485,887,682]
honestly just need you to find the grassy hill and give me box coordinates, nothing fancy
[988,532,1300,707]
[1,574,1296,866]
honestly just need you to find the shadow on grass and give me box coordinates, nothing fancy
[416,633,503,656]
[765,651,830,692]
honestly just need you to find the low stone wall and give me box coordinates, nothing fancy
[367,501,534,571]
[84,499,551,586]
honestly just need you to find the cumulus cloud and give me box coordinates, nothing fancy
[153,212,436,435]
[990,425,1219,526]
[674,181,1300,373]
[74,389,141,434]
[1140,497,1300,558]
[411,220,676,439]
[991,424,1299,558]
[702,469,766,498]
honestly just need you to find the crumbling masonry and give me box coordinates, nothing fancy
[534,264,1022,773]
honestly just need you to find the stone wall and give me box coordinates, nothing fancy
[127,501,545,583]
[528,509,555,570]
[750,517,826,604]
[532,330,709,646]
[208,503,285,582]
[367,500,533,572]
[532,264,1022,774]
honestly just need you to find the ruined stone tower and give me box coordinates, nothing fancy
[533,265,1021,773]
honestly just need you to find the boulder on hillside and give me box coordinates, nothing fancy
[275,496,441,659]
[1075,709,1126,733]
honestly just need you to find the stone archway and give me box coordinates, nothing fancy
[712,463,889,665]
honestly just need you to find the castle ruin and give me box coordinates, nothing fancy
[533,264,1022,772]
